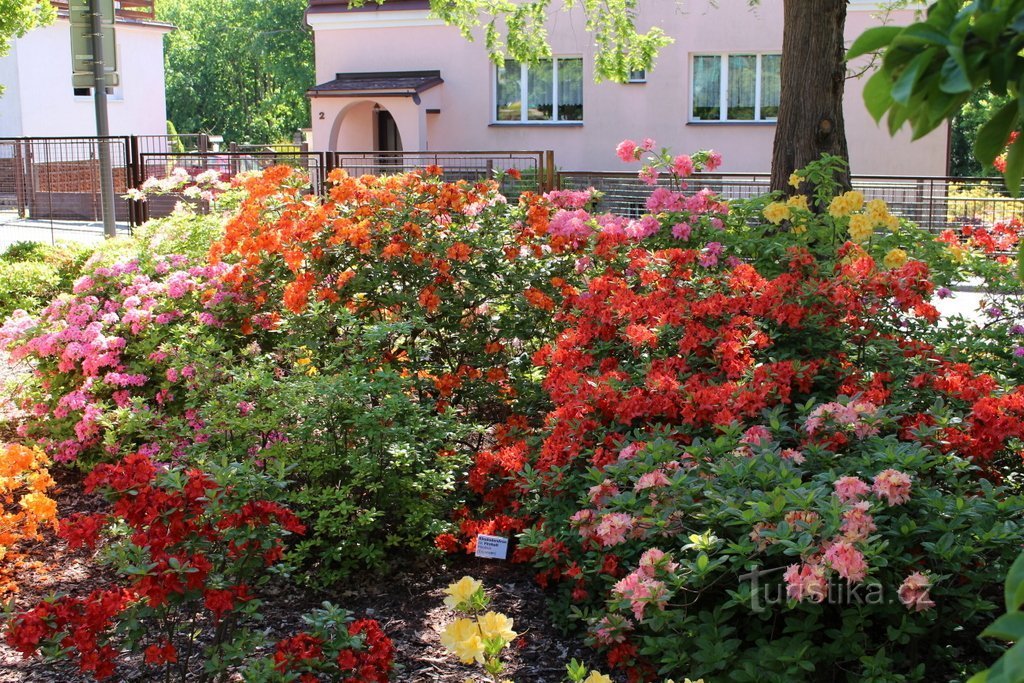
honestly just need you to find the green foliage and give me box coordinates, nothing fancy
[351,0,671,82]
[952,88,1014,177]
[852,0,1024,192]
[0,0,53,84]
[156,0,313,143]
[0,260,59,318]
[132,211,224,259]
[968,550,1024,683]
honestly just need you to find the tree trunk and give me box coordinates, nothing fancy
[770,0,851,197]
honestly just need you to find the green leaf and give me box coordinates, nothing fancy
[847,26,903,60]
[982,612,1024,642]
[1005,124,1024,196]
[1005,550,1024,612]
[988,640,1024,683]
[892,49,937,105]
[974,100,1019,165]
[863,70,895,123]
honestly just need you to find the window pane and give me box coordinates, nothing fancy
[527,58,553,121]
[727,54,756,120]
[760,54,781,119]
[557,58,583,121]
[496,59,522,121]
[692,55,721,120]
[628,68,646,82]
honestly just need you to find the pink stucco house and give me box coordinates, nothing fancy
[306,0,948,175]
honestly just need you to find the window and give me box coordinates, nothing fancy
[495,58,583,123]
[628,68,646,83]
[691,53,780,122]
[73,86,117,97]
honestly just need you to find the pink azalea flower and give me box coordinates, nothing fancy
[834,476,871,503]
[634,470,671,492]
[784,563,827,603]
[872,469,912,506]
[824,540,868,583]
[840,501,876,541]
[616,139,639,162]
[898,572,935,612]
[705,151,723,171]
[595,512,634,547]
[671,154,694,178]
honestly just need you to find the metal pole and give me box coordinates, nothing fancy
[90,0,116,238]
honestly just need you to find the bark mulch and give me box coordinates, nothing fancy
[0,470,602,682]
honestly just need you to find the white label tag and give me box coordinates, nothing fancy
[474,534,509,560]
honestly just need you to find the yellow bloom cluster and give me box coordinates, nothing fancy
[848,214,874,244]
[439,576,517,675]
[883,248,909,269]
[762,201,791,225]
[828,190,864,218]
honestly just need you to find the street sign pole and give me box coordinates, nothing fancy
[89,0,116,238]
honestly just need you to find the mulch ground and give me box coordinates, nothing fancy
[0,349,605,681]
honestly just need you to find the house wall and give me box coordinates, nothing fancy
[0,43,24,136]
[0,19,171,138]
[309,0,947,175]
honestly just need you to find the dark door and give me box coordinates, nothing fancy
[376,110,403,152]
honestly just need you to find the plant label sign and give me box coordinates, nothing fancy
[475,534,509,560]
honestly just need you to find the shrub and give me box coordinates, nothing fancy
[0,253,244,466]
[450,144,1024,681]
[2,455,391,682]
[0,261,60,319]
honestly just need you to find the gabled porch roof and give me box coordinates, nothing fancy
[307,70,443,99]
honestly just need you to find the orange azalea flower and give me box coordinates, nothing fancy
[446,242,472,262]
[524,288,555,311]
[419,287,441,313]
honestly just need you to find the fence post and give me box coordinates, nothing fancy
[198,133,209,171]
[13,140,26,218]
[545,150,556,191]
[229,141,239,176]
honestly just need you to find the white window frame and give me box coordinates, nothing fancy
[688,52,780,123]
[493,56,583,124]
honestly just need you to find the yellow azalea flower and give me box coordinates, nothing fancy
[883,248,909,269]
[584,672,613,683]
[477,611,517,643]
[786,194,809,211]
[440,618,485,664]
[843,190,864,212]
[792,224,808,234]
[948,244,968,262]
[788,172,801,188]
[885,214,900,231]
[444,576,483,608]
[865,198,889,221]
[828,194,851,218]
[848,214,874,243]
[762,201,791,224]
[296,357,312,366]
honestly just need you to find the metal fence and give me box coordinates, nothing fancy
[135,151,328,222]
[0,136,136,248]
[328,150,552,196]
[556,171,1024,233]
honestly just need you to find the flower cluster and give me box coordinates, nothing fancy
[0,253,242,465]
[0,443,57,595]
[4,456,308,681]
[438,576,518,681]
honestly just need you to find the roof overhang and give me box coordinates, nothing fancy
[307,70,443,101]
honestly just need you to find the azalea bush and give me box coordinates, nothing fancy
[0,251,245,466]
[439,143,1024,681]
[2,455,391,681]
[0,443,57,596]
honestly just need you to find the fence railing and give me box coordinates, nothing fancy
[5,134,1023,241]
[556,171,1024,234]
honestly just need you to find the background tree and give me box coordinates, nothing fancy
[0,0,54,96]
[951,87,1013,177]
[156,0,313,144]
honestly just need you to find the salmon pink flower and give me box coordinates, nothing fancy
[898,572,935,612]
[872,469,912,505]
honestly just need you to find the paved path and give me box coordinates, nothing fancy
[0,212,130,251]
